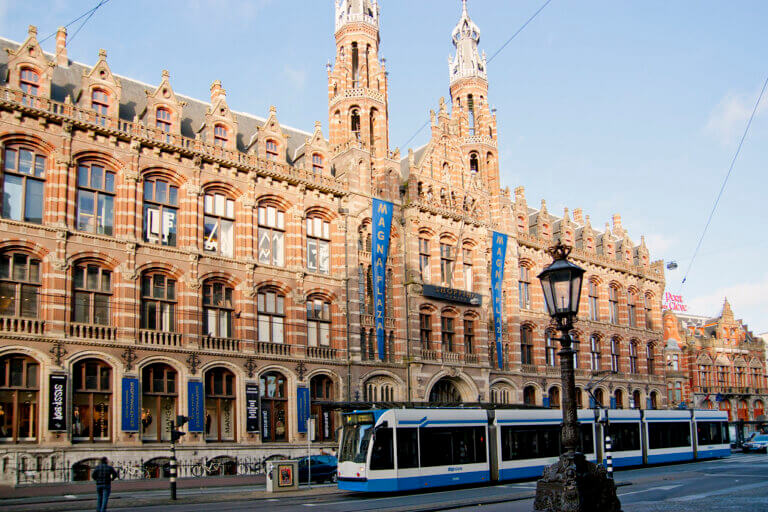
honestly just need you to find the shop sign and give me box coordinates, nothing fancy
[48,374,67,431]
[187,381,205,432]
[246,384,260,433]
[422,284,482,306]
[297,386,310,434]
[662,292,688,312]
[121,377,139,432]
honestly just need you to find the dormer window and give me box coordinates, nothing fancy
[91,89,109,116]
[156,108,172,133]
[213,124,228,147]
[312,154,323,174]
[20,69,39,98]
[266,140,279,160]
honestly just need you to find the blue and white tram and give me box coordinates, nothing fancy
[643,409,695,464]
[692,410,730,459]
[600,409,643,468]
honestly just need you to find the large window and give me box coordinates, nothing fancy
[464,317,475,354]
[2,146,45,224]
[20,69,39,97]
[440,243,454,285]
[140,273,176,331]
[72,359,112,442]
[260,371,287,442]
[441,314,455,352]
[91,89,109,117]
[143,178,178,246]
[0,253,40,318]
[141,364,177,442]
[77,163,115,235]
[609,286,619,324]
[258,289,285,344]
[627,291,637,327]
[213,124,228,147]
[646,343,655,375]
[610,338,620,373]
[572,334,580,369]
[310,375,334,442]
[463,248,473,291]
[204,368,235,442]
[698,365,712,387]
[311,154,323,174]
[518,265,531,309]
[203,281,233,338]
[73,264,111,325]
[419,238,430,282]
[521,325,534,365]
[588,281,599,321]
[419,312,432,348]
[629,341,638,374]
[590,335,601,371]
[0,354,39,442]
[203,193,235,257]
[257,204,285,267]
[644,294,653,329]
[307,216,330,274]
[647,422,691,449]
[419,426,487,467]
[545,331,557,367]
[266,140,279,160]
[667,381,682,404]
[307,297,331,347]
[608,423,641,451]
[696,421,729,446]
[156,108,172,133]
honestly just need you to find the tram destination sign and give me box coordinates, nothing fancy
[422,284,482,306]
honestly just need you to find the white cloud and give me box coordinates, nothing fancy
[283,65,307,91]
[643,233,675,258]
[685,273,768,326]
[704,88,768,144]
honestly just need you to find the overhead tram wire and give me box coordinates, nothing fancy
[38,0,112,45]
[679,74,768,290]
[398,0,555,150]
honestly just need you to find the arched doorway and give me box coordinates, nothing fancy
[141,363,178,442]
[310,374,335,442]
[72,358,112,442]
[737,400,749,421]
[204,367,236,442]
[719,400,732,421]
[523,385,536,406]
[548,387,560,409]
[614,389,624,409]
[754,400,765,419]
[260,371,287,442]
[632,390,641,409]
[0,354,39,442]
[594,388,604,408]
[649,391,658,410]
[428,378,462,403]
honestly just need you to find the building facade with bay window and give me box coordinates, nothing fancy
[0,1,665,479]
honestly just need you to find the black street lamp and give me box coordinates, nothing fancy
[534,243,622,512]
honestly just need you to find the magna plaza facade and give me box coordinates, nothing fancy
[0,1,666,476]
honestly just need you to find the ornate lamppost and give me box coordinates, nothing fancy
[534,243,622,512]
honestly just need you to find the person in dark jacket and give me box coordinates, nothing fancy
[91,457,118,512]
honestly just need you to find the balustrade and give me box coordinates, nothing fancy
[68,323,117,341]
[0,316,44,335]
[138,329,183,347]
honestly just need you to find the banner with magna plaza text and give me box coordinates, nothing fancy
[371,198,394,360]
[491,232,508,369]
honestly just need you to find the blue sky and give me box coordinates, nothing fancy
[2,1,766,333]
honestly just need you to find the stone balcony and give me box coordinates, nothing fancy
[0,316,44,335]
[68,322,117,341]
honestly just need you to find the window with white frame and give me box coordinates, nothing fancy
[203,281,233,338]
[307,297,331,347]
[203,193,235,257]
[143,179,177,246]
[258,289,285,344]
[258,204,285,266]
[307,216,330,274]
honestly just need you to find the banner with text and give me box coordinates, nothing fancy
[297,386,310,434]
[371,198,394,360]
[121,377,140,432]
[187,381,205,433]
[48,374,67,431]
[246,384,260,433]
[491,231,508,369]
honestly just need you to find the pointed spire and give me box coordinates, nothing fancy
[449,0,487,85]
[721,298,733,319]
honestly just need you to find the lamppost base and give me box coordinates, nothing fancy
[534,453,622,512]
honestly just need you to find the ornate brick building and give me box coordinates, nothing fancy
[663,300,767,422]
[0,0,665,475]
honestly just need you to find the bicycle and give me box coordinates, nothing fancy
[191,459,222,477]
[117,465,150,480]
[237,459,264,475]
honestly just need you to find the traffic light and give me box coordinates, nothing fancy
[176,415,189,428]
[170,416,188,444]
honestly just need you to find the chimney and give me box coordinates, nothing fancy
[210,80,226,103]
[612,213,622,231]
[514,186,525,202]
[55,27,68,67]
[573,208,583,224]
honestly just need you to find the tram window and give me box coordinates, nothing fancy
[721,422,730,444]
[696,421,725,445]
[648,422,691,449]
[501,426,560,461]
[579,424,595,454]
[370,427,394,470]
[396,428,419,469]
[420,427,486,467]
[608,424,640,452]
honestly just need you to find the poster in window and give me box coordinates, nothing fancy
[48,374,67,431]
[246,384,260,433]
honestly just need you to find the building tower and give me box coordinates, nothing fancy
[449,0,499,196]
[328,0,389,157]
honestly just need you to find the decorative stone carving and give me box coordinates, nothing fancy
[49,340,67,367]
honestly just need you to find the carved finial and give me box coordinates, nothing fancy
[162,69,169,79]
[269,105,277,114]
[28,25,38,36]
[314,120,321,130]
[547,242,573,260]
[98,48,107,58]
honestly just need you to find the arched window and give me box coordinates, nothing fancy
[260,371,287,442]
[644,294,653,329]
[20,68,39,106]
[265,139,279,160]
[590,335,600,371]
[418,236,430,282]
[521,325,534,365]
[307,296,331,347]
[257,202,285,266]
[72,264,111,325]
[77,162,115,235]
[0,252,41,318]
[463,247,473,291]
[545,330,557,367]
[310,375,334,442]
[350,109,361,139]
[646,343,655,375]
[649,390,658,410]
[549,387,561,409]
[351,42,359,87]
[754,400,764,419]
[311,154,323,174]
[204,367,236,442]
[614,389,624,409]
[575,387,584,409]
[213,124,228,147]
[518,265,530,309]
[629,341,638,374]
[386,267,394,318]
[440,242,454,285]
[609,285,619,324]
[141,364,177,442]
[469,153,479,174]
[257,288,285,344]
[698,363,712,388]
[429,378,461,403]
[610,338,620,373]
[2,145,46,224]
[91,89,109,116]
[594,388,604,407]
[72,359,112,442]
[467,94,476,135]
[632,389,641,409]
[419,309,432,348]
[627,291,637,327]
[203,192,235,257]
[156,107,172,134]
[464,315,475,355]
[572,333,581,369]
[667,381,683,406]
[369,109,376,149]
[306,215,330,274]
[203,281,233,338]
[441,312,455,352]
[140,272,176,331]
[143,177,178,246]
[0,354,39,441]
[523,385,536,406]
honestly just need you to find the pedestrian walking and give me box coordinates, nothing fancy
[92,457,118,512]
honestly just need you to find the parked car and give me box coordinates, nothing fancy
[297,455,338,483]
[742,434,768,453]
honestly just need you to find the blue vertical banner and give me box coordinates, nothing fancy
[121,377,140,432]
[187,381,205,433]
[371,198,394,360]
[297,386,310,434]
[491,231,508,369]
